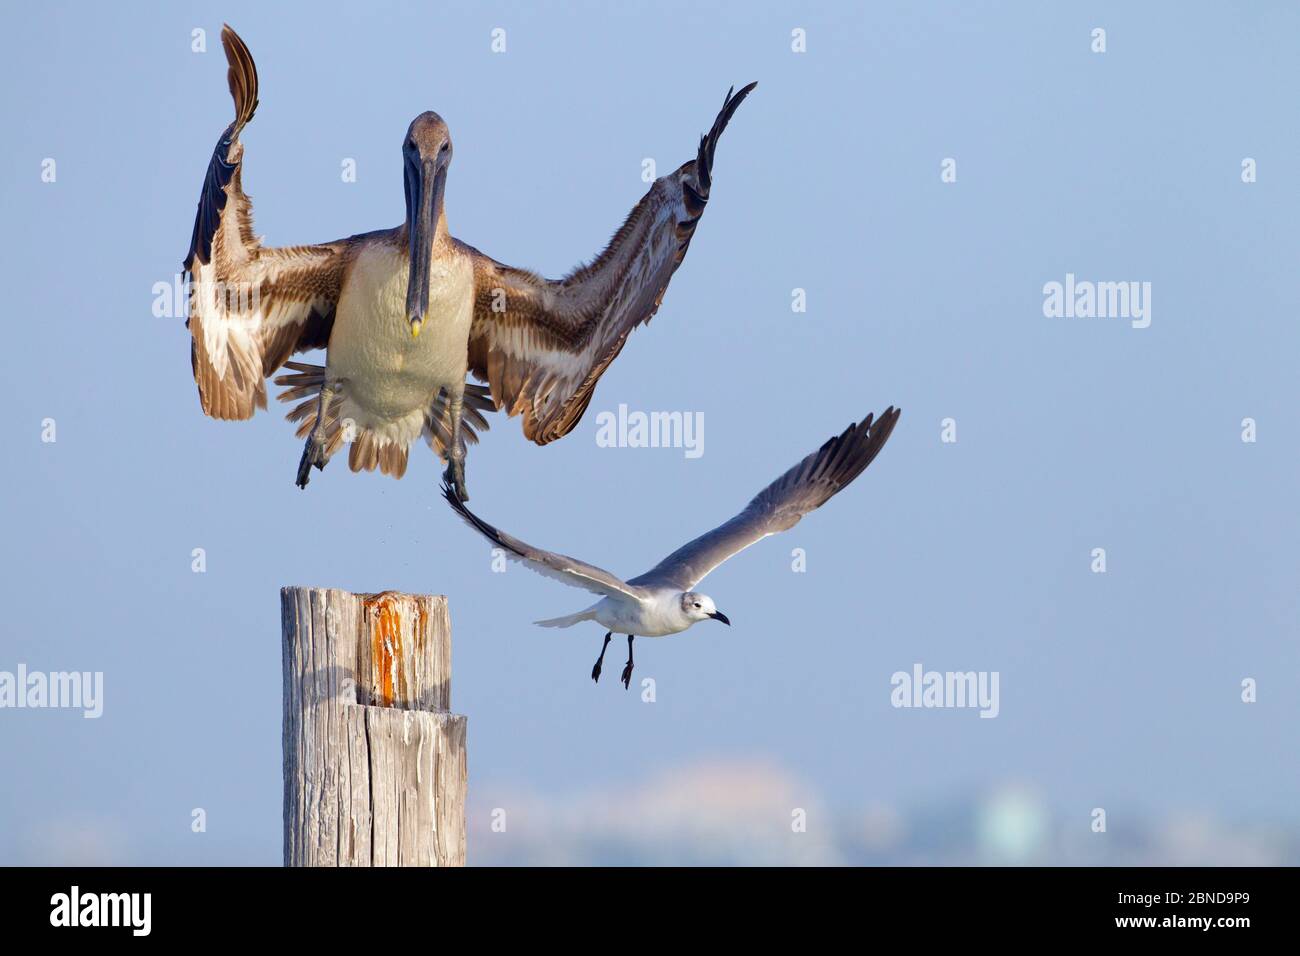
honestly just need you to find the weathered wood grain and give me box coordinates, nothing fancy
[281,587,467,866]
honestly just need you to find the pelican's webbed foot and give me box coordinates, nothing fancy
[295,381,336,490]
[441,389,470,501]
[296,435,329,489]
[443,459,469,502]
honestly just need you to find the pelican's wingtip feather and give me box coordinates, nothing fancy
[220,25,259,130]
[695,80,757,191]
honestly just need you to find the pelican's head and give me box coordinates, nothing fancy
[402,111,454,337]
[680,592,730,626]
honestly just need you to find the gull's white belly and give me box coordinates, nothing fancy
[328,242,474,444]
[592,594,689,637]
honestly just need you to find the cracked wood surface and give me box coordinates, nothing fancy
[282,587,466,866]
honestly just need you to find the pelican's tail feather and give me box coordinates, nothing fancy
[347,429,411,479]
[274,364,495,478]
[276,362,407,478]
[534,608,597,629]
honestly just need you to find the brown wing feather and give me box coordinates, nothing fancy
[184,25,351,421]
[464,82,756,444]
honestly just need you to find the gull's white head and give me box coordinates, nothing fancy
[680,592,730,626]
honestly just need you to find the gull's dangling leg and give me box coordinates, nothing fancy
[442,386,469,502]
[591,632,612,683]
[296,382,337,489]
[620,635,635,690]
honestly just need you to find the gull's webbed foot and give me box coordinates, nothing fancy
[592,632,612,683]
[620,635,635,690]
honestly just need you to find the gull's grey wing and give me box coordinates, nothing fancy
[629,407,901,591]
[441,483,641,600]
[461,82,756,445]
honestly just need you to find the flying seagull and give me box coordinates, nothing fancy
[184,26,756,501]
[443,407,900,688]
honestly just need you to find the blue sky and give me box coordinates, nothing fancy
[1,1,1297,864]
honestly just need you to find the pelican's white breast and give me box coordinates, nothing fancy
[328,241,475,440]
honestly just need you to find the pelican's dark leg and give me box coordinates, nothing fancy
[442,388,469,501]
[296,382,336,489]
[591,632,612,683]
[620,635,635,690]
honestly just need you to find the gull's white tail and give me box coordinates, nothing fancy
[534,608,597,628]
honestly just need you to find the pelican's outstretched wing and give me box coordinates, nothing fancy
[441,484,641,600]
[629,408,902,591]
[184,25,355,420]
[462,82,757,445]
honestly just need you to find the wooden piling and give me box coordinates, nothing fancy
[281,587,467,866]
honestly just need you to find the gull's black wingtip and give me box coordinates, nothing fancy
[863,407,902,461]
[864,405,900,430]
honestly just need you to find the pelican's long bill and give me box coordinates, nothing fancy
[403,156,447,335]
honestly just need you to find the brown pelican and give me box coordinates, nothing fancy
[184,26,756,500]
[442,408,900,688]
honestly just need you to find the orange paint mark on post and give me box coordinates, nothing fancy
[364,591,405,706]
